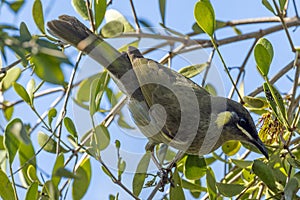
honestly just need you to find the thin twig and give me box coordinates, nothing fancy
[9,163,19,200]
[86,0,96,33]
[235,179,257,199]
[56,52,83,155]
[272,0,296,52]
[98,156,141,200]
[0,54,31,74]
[201,49,215,87]
[211,38,244,102]
[228,38,258,99]
[129,0,141,32]
[287,54,300,121]
[292,0,299,18]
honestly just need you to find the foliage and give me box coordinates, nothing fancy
[0,0,299,199]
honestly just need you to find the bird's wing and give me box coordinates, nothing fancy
[127,47,211,141]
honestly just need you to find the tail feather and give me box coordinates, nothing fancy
[47,15,144,101]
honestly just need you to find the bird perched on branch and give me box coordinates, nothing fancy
[47,15,268,159]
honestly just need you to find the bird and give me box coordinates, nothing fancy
[47,15,269,160]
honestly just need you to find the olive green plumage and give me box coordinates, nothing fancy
[47,15,268,159]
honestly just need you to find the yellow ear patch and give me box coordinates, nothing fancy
[215,111,233,129]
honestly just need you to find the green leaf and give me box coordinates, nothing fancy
[26,79,35,105]
[4,122,20,164]
[204,84,217,96]
[19,141,37,186]
[89,124,110,157]
[279,0,287,11]
[76,74,102,103]
[284,177,299,200]
[182,179,206,192]
[132,152,151,196]
[3,103,14,121]
[101,166,112,178]
[72,157,91,200]
[0,168,15,200]
[263,83,278,115]
[27,165,39,183]
[19,22,32,42]
[25,182,38,200]
[159,0,166,25]
[9,0,25,13]
[5,119,30,164]
[254,38,273,77]
[263,82,288,126]
[52,153,64,187]
[216,183,245,197]
[184,155,206,180]
[48,108,57,127]
[262,0,276,14]
[89,71,109,116]
[117,115,135,129]
[30,53,65,85]
[206,167,217,200]
[14,119,32,144]
[178,63,208,78]
[192,20,226,34]
[232,26,242,35]
[32,0,45,33]
[13,82,31,105]
[37,132,67,154]
[117,159,126,180]
[94,0,107,30]
[243,96,268,109]
[118,39,140,53]
[42,180,59,200]
[170,168,185,200]
[230,159,252,169]
[105,9,135,32]
[252,160,277,192]
[0,135,4,150]
[55,167,77,179]
[222,141,241,156]
[64,117,78,139]
[1,67,21,91]
[72,0,89,20]
[100,20,124,38]
[0,151,6,171]
[194,0,216,36]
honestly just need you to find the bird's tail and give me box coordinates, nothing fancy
[47,15,143,99]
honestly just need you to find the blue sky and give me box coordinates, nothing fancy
[1,0,299,199]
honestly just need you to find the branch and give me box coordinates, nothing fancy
[287,55,300,121]
[197,16,300,48]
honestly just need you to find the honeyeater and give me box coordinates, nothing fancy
[47,15,268,159]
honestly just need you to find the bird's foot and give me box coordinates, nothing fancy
[157,167,175,192]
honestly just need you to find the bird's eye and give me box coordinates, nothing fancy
[239,118,246,126]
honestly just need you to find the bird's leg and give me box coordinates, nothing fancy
[156,151,185,190]
[146,142,175,191]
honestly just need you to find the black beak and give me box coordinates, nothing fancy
[250,138,269,159]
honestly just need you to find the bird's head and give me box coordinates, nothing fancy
[214,98,269,159]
